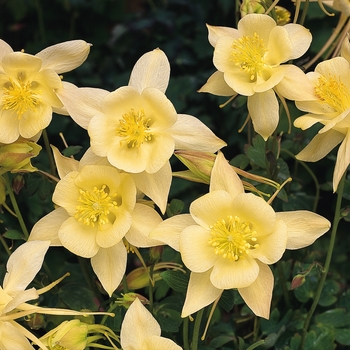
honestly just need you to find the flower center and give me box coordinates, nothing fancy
[116,108,152,148]
[208,215,259,261]
[2,76,41,118]
[315,75,350,112]
[74,185,118,229]
[231,33,267,81]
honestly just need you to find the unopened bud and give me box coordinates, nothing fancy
[290,274,306,290]
[12,174,25,194]
[115,292,149,309]
[240,0,265,16]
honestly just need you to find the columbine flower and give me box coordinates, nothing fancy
[0,240,110,350]
[294,56,350,191]
[199,13,315,140]
[29,147,163,296]
[0,38,91,143]
[151,152,330,319]
[58,48,226,212]
[120,297,182,350]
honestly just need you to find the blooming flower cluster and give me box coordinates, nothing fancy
[1,7,346,349]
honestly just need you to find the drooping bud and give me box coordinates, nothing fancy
[115,292,150,309]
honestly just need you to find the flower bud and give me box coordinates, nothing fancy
[0,175,6,205]
[12,174,25,194]
[0,139,41,173]
[275,6,291,25]
[115,292,150,309]
[240,0,265,16]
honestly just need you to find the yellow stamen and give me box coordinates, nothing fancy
[315,75,350,112]
[116,108,152,147]
[208,215,259,261]
[231,33,267,81]
[2,77,41,118]
[74,185,118,229]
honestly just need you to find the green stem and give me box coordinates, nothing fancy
[0,233,12,256]
[183,317,190,350]
[3,172,29,239]
[148,264,154,314]
[191,308,204,350]
[300,171,346,349]
[246,340,265,350]
[42,129,57,177]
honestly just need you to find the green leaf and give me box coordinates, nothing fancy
[160,270,189,293]
[244,135,267,169]
[3,229,25,240]
[62,145,83,157]
[166,198,184,217]
[58,284,98,311]
[219,289,235,312]
[316,308,350,328]
[230,154,250,169]
[209,335,235,348]
[334,328,350,345]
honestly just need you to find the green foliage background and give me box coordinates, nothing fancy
[1,0,350,349]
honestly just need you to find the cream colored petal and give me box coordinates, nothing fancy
[3,240,50,294]
[238,261,273,319]
[315,56,350,77]
[2,52,42,78]
[334,131,350,191]
[206,24,239,47]
[79,147,110,167]
[238,14,276,42]
[51,145,79,179]
[91,242,127,296]
[128,48,170,93]
[149,214,195,251]
[0,321,35,350]
[121,298,161,349]
[294,113,330,130]
[28,207,68,245]
[0,110,20,143]
[276,211,330,249]
[36,40,91,74]
[296,130,344,162]
[265,26,292,65]
[247,90,279,140]
[251,219,287,264]
[319,109,350,134]
[180,225,217,273]
[210,256,259,289]
[58,217,99,258]
[198,71,236,96]
[0,39,13,60]
[181,271,223,318]
[126,203,163,247]
[284,23,312,60]
[171,114,227,152]
[143,335,182,350]
[210,151,244,197]
[190,190,235,229]
[276,65,317,101]
[2,288,39,314]
[253,66,287,93]
[18,104,52,139]
[224,69,255,96]
[131,162,172,214]
[57,82,108,129]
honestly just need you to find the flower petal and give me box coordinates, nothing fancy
[284,23,312,59]
[28,207,68,245]
[247,90,279,140]
[210,151,244,197]
[143,335,182,350]
[206,24,239,47]
[276,211,330,249]
[181,271,223,318]
[51,145,79,179]
[149,214,195,251]
[91,242,127,296]
[238,261,274,319]
[121,298,160,349]
[0,321,35,350]
[36,40,91,74]
[0,39,13,61]
[128,48,170,93]
[198,71,237,96]
[3,240,50,294]
[334,131,350,191]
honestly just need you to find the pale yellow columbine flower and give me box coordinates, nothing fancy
[0,38,91,144]
[29,147,163,296]
[199,13,315,140]
[151,152,330,319]
[58,49,226,213]
[120,297,182,350]
[294,57,350,191]
[0,240,111,350]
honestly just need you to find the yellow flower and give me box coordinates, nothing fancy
[0,38,91,143]
[199,14,314,140]
[151,152,330,319]
[120,297,182,350]
[0,241,108,350]
[29,147,163,296]
[294,57,350,191]
[58,49,226,212]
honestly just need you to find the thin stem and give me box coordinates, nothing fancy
[0,233,12,256]
[191,308,204,350]
[183,317,190,350]
[148,264,154,314]
[300,171,346,349]
[42,129,57,177]
[3,172,29,239]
